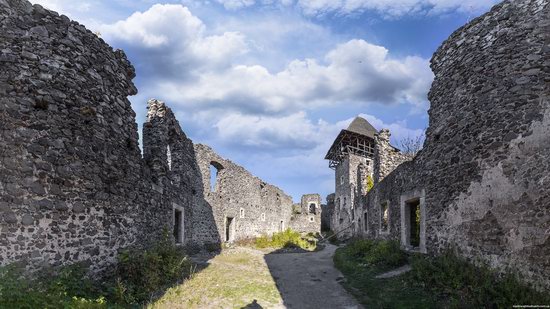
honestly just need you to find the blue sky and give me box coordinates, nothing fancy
[30,0,500,202]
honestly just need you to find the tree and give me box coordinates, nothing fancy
[398,134,424,159]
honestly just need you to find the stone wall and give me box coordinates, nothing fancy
[143,99,220,248]
[0,0,320,275]
[289,194,321,234]
[321,194,334,232]
[194,144,298,241]
[359,0,550,290]
[373,129,409,184]
[0,0,172,273]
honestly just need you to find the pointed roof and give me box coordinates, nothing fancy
[346,116,377,139]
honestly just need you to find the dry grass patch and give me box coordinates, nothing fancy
[149,248,283,309]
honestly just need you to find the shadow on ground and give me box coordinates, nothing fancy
[263,243,362,309]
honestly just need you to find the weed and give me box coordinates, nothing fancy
[254,229,316,251]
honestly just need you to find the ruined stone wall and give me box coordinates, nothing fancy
[331,154,372,238]
[360,0,550,289]
[142,99,220,248]
[289,194,321,234]
[0,0,320,275]
[0,1,172,273]
[194,144,295,240]
[321,194,334,232]
[373,129,410,184]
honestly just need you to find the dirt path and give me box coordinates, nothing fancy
[150,244,361,309]
[264,244,362,309]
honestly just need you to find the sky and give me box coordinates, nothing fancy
[29,0,501,202]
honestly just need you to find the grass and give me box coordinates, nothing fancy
[0,230,194,308]
[334,239,550,308]
[149,248,282,308]
[253,229,317,251]
[334,239,437,308]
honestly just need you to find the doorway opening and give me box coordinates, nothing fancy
[405,199,421,247]
[173,208,183,244]
[225,217,235,242]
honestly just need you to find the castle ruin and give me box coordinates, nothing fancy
[0,0,320,274]
[326,0,550,290]
[0,0,549,292]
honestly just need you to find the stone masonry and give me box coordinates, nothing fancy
[332,0,550,290]
[0,0,320,274]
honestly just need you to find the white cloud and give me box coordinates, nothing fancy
[100,4,248,77]
[216,0,256,9]
[213,110,423,151]
[158,38,432,113]
[214,0,500,17]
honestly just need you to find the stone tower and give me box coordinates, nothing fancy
[324,117,376,239]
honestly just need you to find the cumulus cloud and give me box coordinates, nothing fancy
[157,38,432,114]
[212,110,423,152]
[100,4,248,79]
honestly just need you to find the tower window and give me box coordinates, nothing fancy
[309,203,317,215]
[240,208,245,218]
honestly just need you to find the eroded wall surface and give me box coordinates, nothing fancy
[194,144,298,240]
[0,0,318,274]
[361,0,550,289]
[0,0,172,273]
[289,194,322,234]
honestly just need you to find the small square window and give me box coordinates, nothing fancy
[309,216,314,222]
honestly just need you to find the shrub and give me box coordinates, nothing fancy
[0,263,109,309]
[115,232,193,304]
[336,239,406,268]
[254,229,316,251]
[410,250,550,307]
[363,240,406,267]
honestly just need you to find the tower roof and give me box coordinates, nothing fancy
[324,116,377,169]
[346,117,377,139]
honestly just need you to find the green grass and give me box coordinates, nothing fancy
[149,249,282,309]
[0,231,193,308]
[0,263,114,309]
[253,229,317,251]
[334,239,550,309]
[334,239,437,308]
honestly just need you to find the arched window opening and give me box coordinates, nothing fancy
[309,203,317,215]
[210,161,224,192]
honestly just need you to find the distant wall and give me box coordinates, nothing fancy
[194,144,295,240]
[289,194,321,234]
[360,0,550,290]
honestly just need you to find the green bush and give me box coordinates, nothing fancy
[0,230,194,308]
[254,229,316,251]
[411,250,550,307]
[336,239,406,269]
[115,233,193,304]
[0,263,109,309]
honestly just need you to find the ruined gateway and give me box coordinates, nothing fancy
[0,0,321,274]
[326,0,550,290]
[0,0,549,292]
